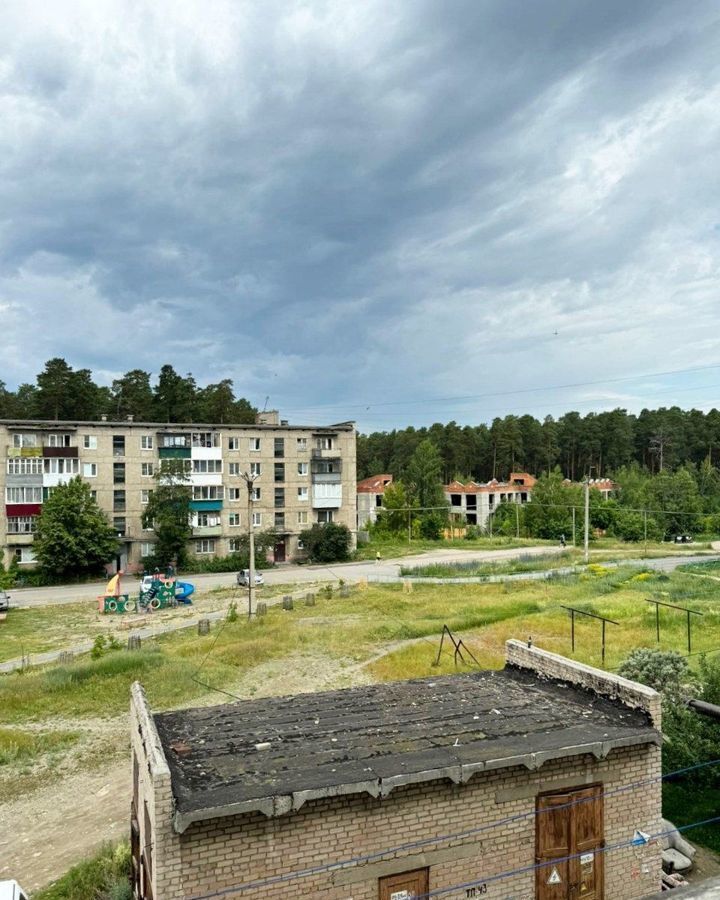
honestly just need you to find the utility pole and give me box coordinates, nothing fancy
[583,477,590,564]
[515,502,520,538]
[571,507,576,546]
[643,510,648,559]
[241,471,259,620]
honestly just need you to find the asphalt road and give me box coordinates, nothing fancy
[4,545,566,608]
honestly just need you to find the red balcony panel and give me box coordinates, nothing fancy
[43,447,79,458]
[6,504,42,517]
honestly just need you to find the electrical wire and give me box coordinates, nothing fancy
[184,758,720,899]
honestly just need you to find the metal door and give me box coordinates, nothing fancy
[379,867,429,900]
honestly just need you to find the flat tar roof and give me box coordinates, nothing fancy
[154,666,660,832]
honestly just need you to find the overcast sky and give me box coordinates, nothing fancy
[1,0,720,431]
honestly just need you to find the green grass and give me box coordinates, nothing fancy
[353,535,549,560]
[3,567,719,727]
[0,726,80,765]
[400,550,575,578]
[34,842,131,900]
[0,602,99,663]
[663,782,720,854]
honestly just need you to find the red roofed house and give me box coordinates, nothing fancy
[357,474,393,530]
[445,472,537,528]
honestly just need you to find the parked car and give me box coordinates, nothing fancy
[0,880,30,900]
[0,591,10,613]
[236,569,264,587]
[674,534,694,544]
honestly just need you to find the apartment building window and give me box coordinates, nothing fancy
[297,462,308,476]
[141,490,153,505]
[196,512,220,527]
[228,513,241,527]
[91,491,97,501]
[228,488,241,501]
[274,512,285,529]
[297,487,308,501]
[14,547,36,564]
[114,463,126,483]
[274,438,284,458]
[193,459,223,474]
[192,486,224,501]
[45,458,80,475]
[274,463,285,482]
[83,435,98,449]
[7,516,37,534]
[141,463,154,478]
[114,517,127,536]
[114,490,126,512]
[274,488,285,508]
[12,433,38,448]
[195,539,216,554]
[250,462,261,477]
[141,435,154,450]
[297,511,308,525]
[83,463,97,478]
[6,486,42,503]
[228,462,240,476]
[7,458,43,475]
[317,510,334,524]
[161,434,189,448]
[252,512,262,527]
[47,433,71,447]
[251,487,261,502]
[228,538,242,552]
[113,436,125,457]
[228,437,239,451]
[250,438,261,452]
[297,539,305,550]
[192,432,219,448]
[316,436,334,450]
[297,437,307,451]
[140,542,154,557]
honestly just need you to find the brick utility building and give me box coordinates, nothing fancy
[0,412,356,570]
[445,472,537,528]
[130,641,663,900]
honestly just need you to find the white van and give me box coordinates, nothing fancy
[0,881,29,900]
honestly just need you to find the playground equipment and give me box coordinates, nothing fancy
[98,574,195,614]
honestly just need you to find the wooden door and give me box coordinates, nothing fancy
[379,867,429,900]
[536,785,603,900]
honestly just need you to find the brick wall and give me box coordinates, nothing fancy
[142,743,661,900]
[505,639,662,729]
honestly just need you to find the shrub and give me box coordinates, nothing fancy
[299,523,352,562]
[34,842,131,900]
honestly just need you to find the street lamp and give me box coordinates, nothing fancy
[240,471,259,619]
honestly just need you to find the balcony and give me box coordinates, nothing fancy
[43,446,79,458]
[311,472,342,484]
[7,532,35,545]
[159,447,191,460]
[7,447,42,458]
[311,447,340,459]
[189,499,223,512]
[192,525,222,537]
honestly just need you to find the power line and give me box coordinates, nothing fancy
[279,363,720,415]
[185,758,720,899]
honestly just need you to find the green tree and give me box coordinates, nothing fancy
[142,460,192,566]
[299,523,352,562]
[645,467,702,537]
[153,365,198,423]
[36,358,76,419]
[406,439,446,511]
[375,481,414,535]
[112,369,155,421]
[33,477,118,577]
[523,468,580,539]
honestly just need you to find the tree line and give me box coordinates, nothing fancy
[358,407,720,482]
[0,358,257,424]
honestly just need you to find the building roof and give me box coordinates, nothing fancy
[445,472,536,494]
[154,666,660,832]
[0,418,355,433]
[357,474,393,493]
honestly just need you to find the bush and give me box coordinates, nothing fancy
[299,523,352,562]
[419,513,445,540]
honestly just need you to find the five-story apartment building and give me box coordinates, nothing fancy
[0,412,356,571]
